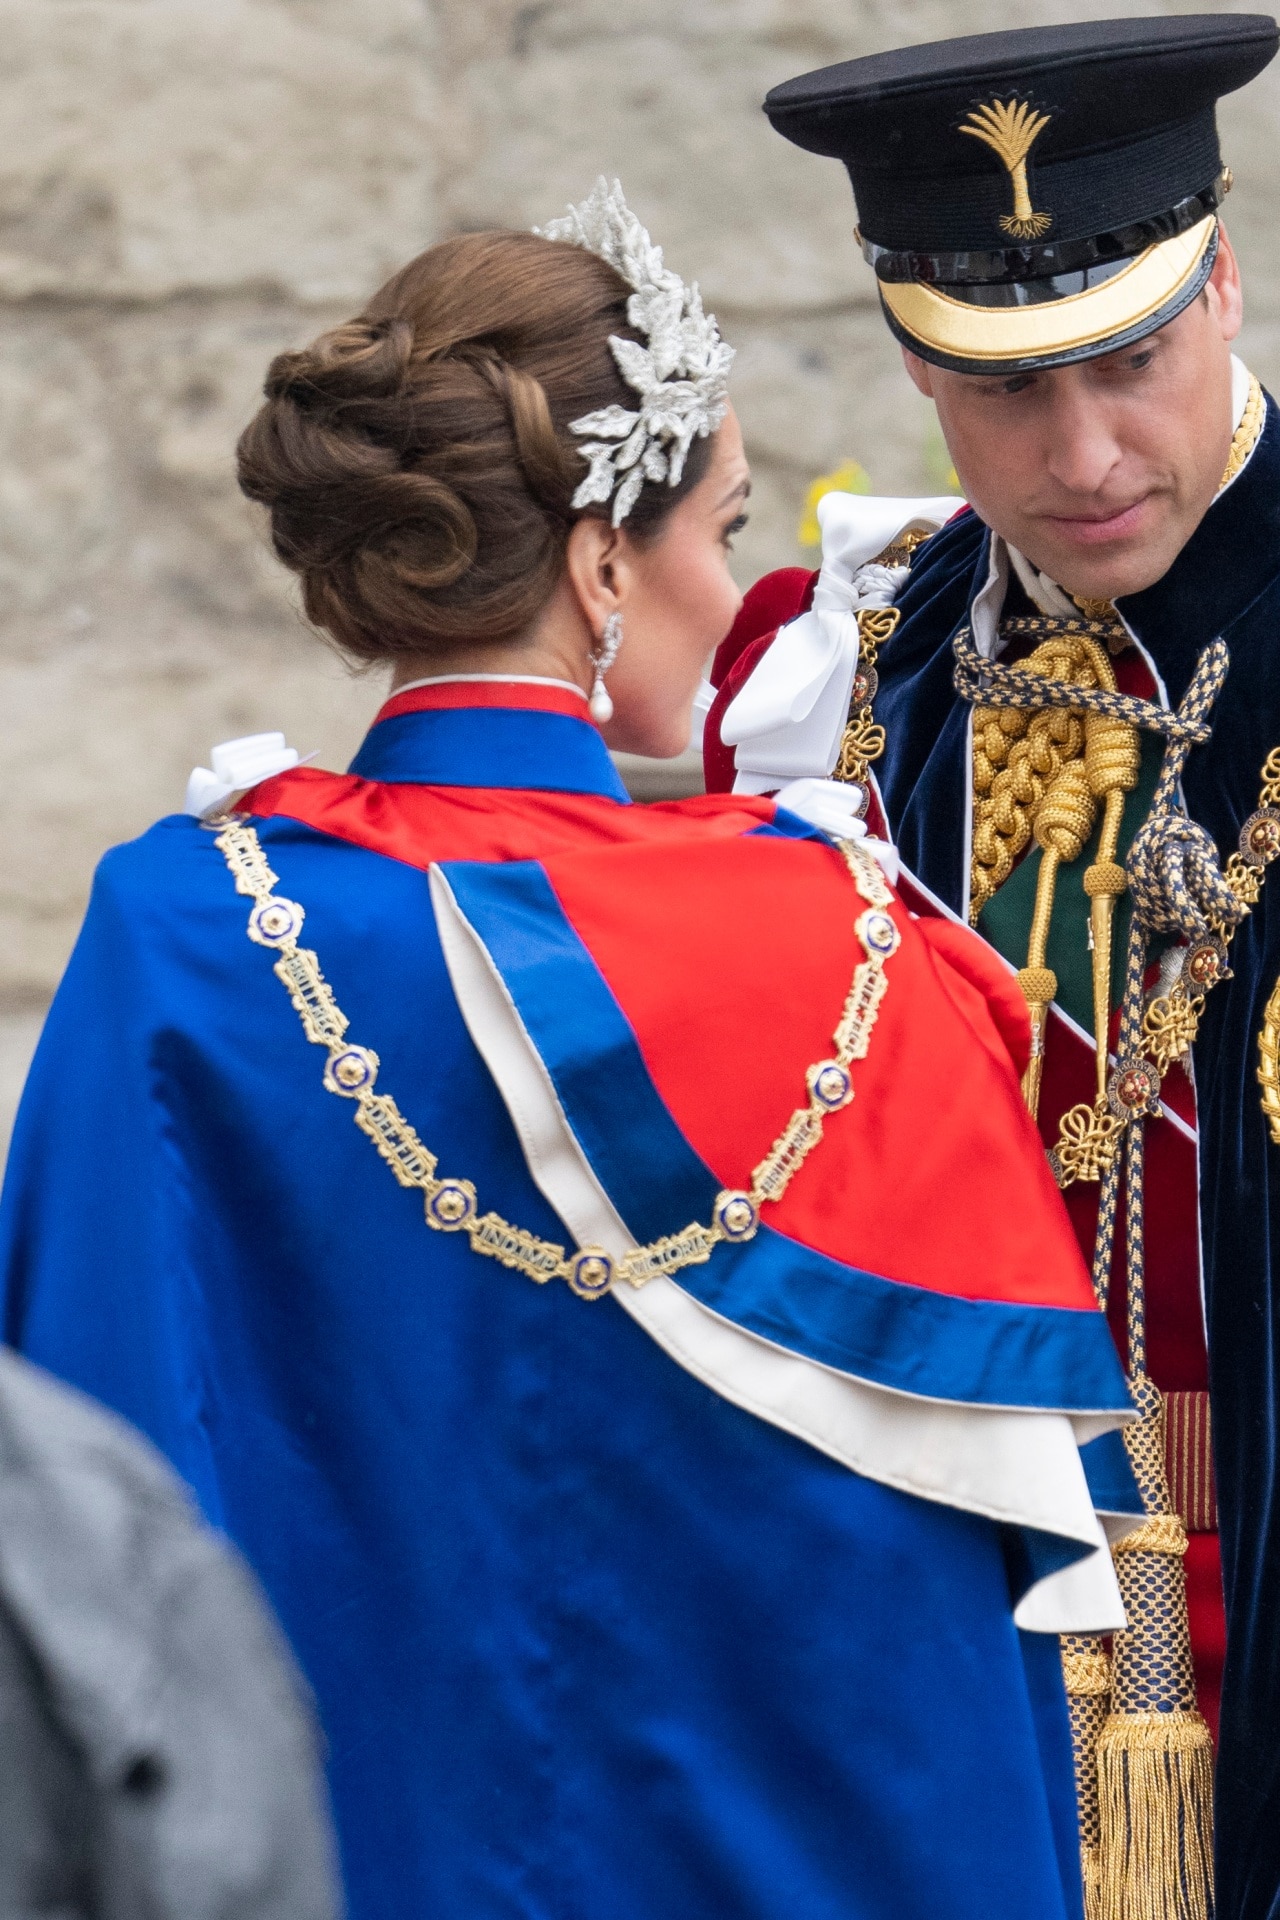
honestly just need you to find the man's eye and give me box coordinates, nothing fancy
[985,375,1034,397]
[1101,347,1155,375]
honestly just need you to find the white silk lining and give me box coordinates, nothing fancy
[429,866,1127,1634]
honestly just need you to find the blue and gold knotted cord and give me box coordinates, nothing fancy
[954,624,1280,1920]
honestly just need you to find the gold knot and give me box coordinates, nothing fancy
[1017,965,1058,1006]
[1062,1649,1112,1696]
[856,605,900,648]
[1051,1100,1124,1187]
[1084,710,1141,797]
[1084,861,1128,897]
[1035,757,1095,862]
[1111,1513,1188,1557]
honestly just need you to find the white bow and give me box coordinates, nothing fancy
[185,732,311,819]
[722,492,963,795]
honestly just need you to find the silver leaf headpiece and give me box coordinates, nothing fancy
[536,178,735,526]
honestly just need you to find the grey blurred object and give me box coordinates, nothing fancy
[0,1346,342,1919]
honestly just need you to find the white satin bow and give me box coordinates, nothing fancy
[722,492,963,795]
[185,732,312,819]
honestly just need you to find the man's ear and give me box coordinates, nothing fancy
[900,346,935,396]
[1207,222,1243,344]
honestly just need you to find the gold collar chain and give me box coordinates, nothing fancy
[213,820,899,1301]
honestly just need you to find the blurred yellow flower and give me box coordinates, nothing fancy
[797,458,871,548]
[923,418,960,494]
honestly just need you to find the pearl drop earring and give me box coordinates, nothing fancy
[589,611,623,725]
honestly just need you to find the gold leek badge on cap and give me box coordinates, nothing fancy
[959,97,1053,239]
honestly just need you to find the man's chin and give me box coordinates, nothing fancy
[1016,527,1180,604]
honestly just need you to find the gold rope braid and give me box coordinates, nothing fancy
[1259,973,1280,1143]
[212,819,899,1301]
[966,629,1141,1127]
[969,623,1128,926]
[1224,372,1266,488]
[1247,750,1280,1146]
[967,664,1280,1920]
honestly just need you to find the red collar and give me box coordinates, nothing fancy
[376,679,590,725]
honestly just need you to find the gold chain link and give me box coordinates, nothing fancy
[214,821,899,1301]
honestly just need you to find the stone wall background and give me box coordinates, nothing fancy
[1,0,1278,1145]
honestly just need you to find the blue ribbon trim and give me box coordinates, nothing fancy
[441,858,1134,1416]
[1080,1430,1144,1517]
[350,706,631,801]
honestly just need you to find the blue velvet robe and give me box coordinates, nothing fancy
[0,694,1090,1919]
[874,401,1280,1919]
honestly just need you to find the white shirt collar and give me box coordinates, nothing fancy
[391,672,588,701]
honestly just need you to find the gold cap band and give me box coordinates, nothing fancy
[880,214,1216,369]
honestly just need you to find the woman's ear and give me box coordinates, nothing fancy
[563,515,631,636]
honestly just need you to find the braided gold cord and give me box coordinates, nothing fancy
[1258,975,1280,1146]
[1222,372,1265,488]
[957,634,1241,1920]
[1084,698,1142,1090]
[1019,756,1096,1116]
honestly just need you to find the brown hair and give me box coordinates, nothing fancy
[236,230,715,663]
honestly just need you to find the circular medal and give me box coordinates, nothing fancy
[857,909,900,958]
[568,1249,615,1299]
[1107,1057,1161,1119]
[324,1044,379,1097]
[851,664,879,708]
[1238,807,1280,867]
[1182,937,1230,992]
[248,895,305,947]
[714,1190,759,1242]
[426,1180,478,1231]
[808,1060,853,1111]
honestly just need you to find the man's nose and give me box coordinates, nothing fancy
[1041,388,1124,497]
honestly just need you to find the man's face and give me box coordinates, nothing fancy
[902,231,1244,600]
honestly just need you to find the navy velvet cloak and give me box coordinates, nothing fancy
[874,400,1280,1919]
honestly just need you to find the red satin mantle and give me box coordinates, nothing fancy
[244,711,1094,1315]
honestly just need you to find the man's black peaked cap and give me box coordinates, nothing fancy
[764,16,1279,373]
[765,16,1276,255]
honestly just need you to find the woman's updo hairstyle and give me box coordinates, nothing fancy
[236,231,716,663]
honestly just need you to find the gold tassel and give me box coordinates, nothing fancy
[1018,757,1096,1117]
[1097,1375,1214,1919]
[1096,1711,1214,1919]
